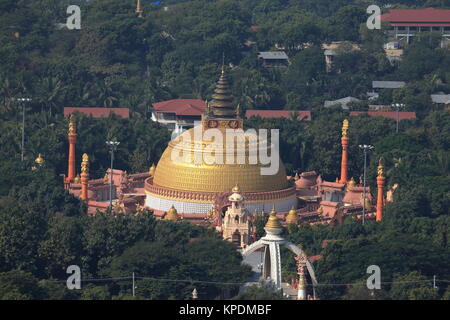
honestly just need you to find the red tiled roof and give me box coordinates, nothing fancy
[308,255,322,263]
[152,99,205,116]
[64,107,130,118]
[381,8,450,23]
[350,111,416,120]
[246,110,312,121]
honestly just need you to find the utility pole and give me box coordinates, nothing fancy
[359,144,374,225]
[132,272,136,297]
[106,140,120,210]
[391,103,405,133]
[17,98,31,161]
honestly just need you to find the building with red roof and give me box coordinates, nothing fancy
[381,8,450,45]
[64,107,130,118]
[246,110,312,121]
[151,99,205,133]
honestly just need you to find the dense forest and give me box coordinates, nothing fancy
[0,0,449,299]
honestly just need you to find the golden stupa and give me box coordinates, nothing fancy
[152,67,289,194]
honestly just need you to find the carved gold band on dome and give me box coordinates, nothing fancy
[145,189,297,204]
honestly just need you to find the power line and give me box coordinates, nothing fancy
[53,275,450,287]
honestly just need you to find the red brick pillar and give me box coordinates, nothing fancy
[376,176,385,221]
[339,136,349,184]
[68,132,77,182]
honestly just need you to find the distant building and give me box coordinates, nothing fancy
[258,51,290,67]
[246,110,312,121]
[384,41,404,65]
[381,8,450,46]
[322,42,360,72]
[64,107,130,118]
[431,94,450,107]
[324,97,360,110]
[151,99,205,133]
[372,81,406,89]
[368,105,392,112]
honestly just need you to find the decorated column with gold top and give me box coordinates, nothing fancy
[67,115,77,182]
[339,119,349,184]
[376,157,385,222]
[81,153,89,202]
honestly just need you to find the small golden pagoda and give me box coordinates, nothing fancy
[285,206,298,225]
[165,205,181,221]
[265,205,282,229]
[35,153,44,166]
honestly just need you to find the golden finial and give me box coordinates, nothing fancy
[68,114,76,134]
[347,177,356,189]
[232,184,240,193]
[286,206,298,224]
[377,157,384,177]
[265,205,282,229]
[294,172,299,181]
[74,174,81,184]
[136,0,143,18]
[103,173,109,184]
[317,205,323,214]
[165,205,181,221]
[236,103,241,117]
[149,163,156,176]
[342,119,349,137]
[35,153,44,165]
[81,153,89,174]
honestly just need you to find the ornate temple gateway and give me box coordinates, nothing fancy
[145,67,297,221]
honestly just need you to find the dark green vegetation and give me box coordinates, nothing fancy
[0,0,449,300]
[1,0,450,113]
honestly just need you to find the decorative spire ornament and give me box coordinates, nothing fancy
[80,153,89,202]
[136,0,144,18]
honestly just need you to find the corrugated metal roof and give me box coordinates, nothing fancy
[431,94,450,104]
[257,51,289,60]
[372,81,406,89]
[324,97,360,110]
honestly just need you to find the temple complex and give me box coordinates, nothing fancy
[64,66,387,243]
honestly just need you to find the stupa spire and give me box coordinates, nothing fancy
[67,114,77,183]
[80,153,89,202]
[209,65,236,118]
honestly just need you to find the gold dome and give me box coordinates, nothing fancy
[35,153,44,165]
[152,126,289,193]
[74,174,81,184]
[265,205,282,229]
[165,205,181,221]
[232,184,241,193]
[285,206,298,224]
[347,177,356,190]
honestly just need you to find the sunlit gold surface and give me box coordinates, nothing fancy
[35,153,44,165]
[152,126,289,193]
[81,153,89,173]
[165,205,181,221]
[265,205,282,229]
[285,206,298,224]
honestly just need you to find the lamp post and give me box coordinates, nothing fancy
[358,144,374,225]
[391,103,405,133]
[17,98,31,161]
[106,140,120,210]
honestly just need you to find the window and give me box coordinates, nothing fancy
[409,27,418,31]
[397,26,406,31]
[420,27,430,32]
[432,27,441,31]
